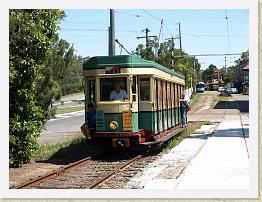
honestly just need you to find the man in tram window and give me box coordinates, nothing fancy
[109,82,128,101]
[180,92,189,128]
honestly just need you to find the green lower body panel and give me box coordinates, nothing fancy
[102,112,139,132]
[176,108,181,125]
[138,111,155,133]
[139,108,180,135]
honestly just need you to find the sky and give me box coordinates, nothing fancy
[58,9,249,70]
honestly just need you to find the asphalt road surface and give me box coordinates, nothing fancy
[188,91,249,122]
[38,111,85,145]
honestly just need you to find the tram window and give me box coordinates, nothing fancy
[132,76,137,102]
[140,78,150,101]
[100,77,127,101]
[88,80,96,103]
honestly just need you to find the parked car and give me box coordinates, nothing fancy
[218,87,225,92]
[224,87,232,95]
[230,87,239,94]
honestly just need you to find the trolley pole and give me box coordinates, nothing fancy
[109,9,115,56]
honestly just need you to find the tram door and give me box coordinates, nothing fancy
[138,77,154,132]
[131,76,139,131]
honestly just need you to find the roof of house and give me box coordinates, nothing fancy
[209,80,220,85]
[242,64,249,71]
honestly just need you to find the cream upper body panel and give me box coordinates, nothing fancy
[83,67,185,85]
[96,101,138,113]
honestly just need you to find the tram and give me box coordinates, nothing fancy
[82,55,185,149]
[196,82,205,93]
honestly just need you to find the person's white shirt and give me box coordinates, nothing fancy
[182,92,190,104]
[109,89,127,101]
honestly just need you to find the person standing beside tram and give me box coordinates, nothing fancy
[180,92,189,128]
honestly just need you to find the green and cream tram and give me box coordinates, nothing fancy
[82,55,185,148]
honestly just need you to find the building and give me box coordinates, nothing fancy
[234,62,249,94]
[212,69,220,80]
[242,64,249,94]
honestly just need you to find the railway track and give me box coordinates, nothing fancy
[15,149,158,189]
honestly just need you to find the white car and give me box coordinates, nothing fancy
[230,88,239,94]
[218,87,225,92]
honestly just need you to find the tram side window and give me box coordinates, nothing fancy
[132,76,137,102]
[88,80,96,103]
[100,78,127,101]
[140,78,150,101]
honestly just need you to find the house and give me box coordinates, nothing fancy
[234,62,249,94]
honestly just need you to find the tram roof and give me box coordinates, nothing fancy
[83,55,185,79]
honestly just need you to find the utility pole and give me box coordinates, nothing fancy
[166,37,175,68]
[109,9,115,56]
[179,22,182,51]
[145,28,149,51]
[225,56,227,74]
[192,60,196,93]
[137,28,156,59]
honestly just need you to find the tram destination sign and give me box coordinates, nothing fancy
[122,110,132,131]
[105,66,120,74]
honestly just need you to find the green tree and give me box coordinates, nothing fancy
[135,39,201,89]
[9,9,64,167]
[202,64,217,83]
[49,38,83,95]
[220,66,235,84]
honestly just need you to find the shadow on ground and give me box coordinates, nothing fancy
[213,100,249,113]
[36,140,100,165]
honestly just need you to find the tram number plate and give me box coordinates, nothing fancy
[112,138,130,148]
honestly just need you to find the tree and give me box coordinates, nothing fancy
[202,64,217,83]
[9,9,64,167]
[220,66,235,84]
[48,38,83,95]
[135,39,201,89]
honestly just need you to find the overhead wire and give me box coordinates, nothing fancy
[141,9,162,21]
[141,10,175,39]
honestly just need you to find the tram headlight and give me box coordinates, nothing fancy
[109,121,118,130]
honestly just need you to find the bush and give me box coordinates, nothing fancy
[9,10,64,167]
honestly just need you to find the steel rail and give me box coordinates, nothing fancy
[86,154,142,189]
[15,152,104,189]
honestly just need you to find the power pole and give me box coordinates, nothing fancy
[166,37,175,68]
[225,56,227,74]
[137,28,156,59]
[109,9,115,56]
[145,28,149,51]
[179,22,182,51]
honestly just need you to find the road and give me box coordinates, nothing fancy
[188,91,249,122]
[38,111,85,145]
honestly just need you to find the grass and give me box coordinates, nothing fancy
[163,122,204,152]
[56,105,85,114]
[33,135,85,161]
[189,93,204,109]
[61,92,84,100]
[202,120,213,125]
[213,94,233,103]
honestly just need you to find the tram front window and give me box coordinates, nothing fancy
[100,78,128,101]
